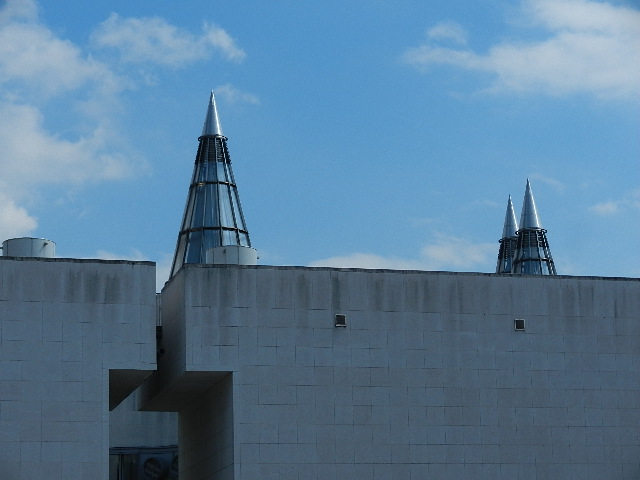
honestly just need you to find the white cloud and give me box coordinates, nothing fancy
[0,103,137,198]
[426,21,468,45]
[0,1,148,241]
[215,84,260,105]
[0,9,120,99]
[588,189,640,216]
[403,0,640,99]
[91,14,246,67]
[0,0,38,24]
[588,201,618,215]
[420,233,496,269]
[0,2,249,259]
[202,23,246,62]
[525,0,640,32]
[529,173,566,192]
[309,233,496,272]
[0,191,38,241]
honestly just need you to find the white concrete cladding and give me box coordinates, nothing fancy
[0,256,157,480]
[142,265,640,480]
[2,237,55,258]
[205,246,258,265]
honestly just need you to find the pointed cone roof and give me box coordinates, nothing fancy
[501,195,519,238]
[201,90,224,137]
[170,91,251,277]
[511,179,556,275]
[519,179,542,229]
[496,195,519,273]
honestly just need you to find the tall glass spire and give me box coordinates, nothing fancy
[496,195,518,274]
[170,91,252,277]
[511,179,557,275]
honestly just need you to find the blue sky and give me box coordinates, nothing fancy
[0,0,638,290]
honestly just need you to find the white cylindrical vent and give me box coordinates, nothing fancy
[205,246,258,265]
[2,237,56,258]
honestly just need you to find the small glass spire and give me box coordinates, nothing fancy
[496,195,519,274]
[170,92,252,277]
[511,179,557,275]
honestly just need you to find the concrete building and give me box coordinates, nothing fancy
[0,255,157,479]
[1,256,638,479]
[1,94,639,479]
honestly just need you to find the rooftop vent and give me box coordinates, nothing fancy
[1,237,55,258]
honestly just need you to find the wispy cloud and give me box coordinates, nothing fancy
[529,173,566,193]
[91,14,246,67]
[588,201,618,215]
[309,232,496,272]
[403,0,640,99]
[426,21,468,45]
[0,103,137,192]
[588,188,640,216]
[215,84,260,105]
[420,233,496,269]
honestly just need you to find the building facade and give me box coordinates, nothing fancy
[2,257,638,479]
[0,256,157,479]
[142,264,640,479]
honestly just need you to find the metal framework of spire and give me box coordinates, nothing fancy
[170,91,251,277]
[496,195,519,274]
[511,179,556,275]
